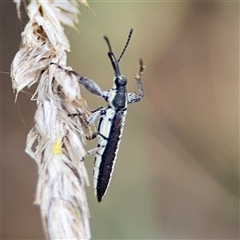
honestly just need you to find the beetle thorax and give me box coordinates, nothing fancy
[108,76,128,109]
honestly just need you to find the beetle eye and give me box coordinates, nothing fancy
[115,76,127,86]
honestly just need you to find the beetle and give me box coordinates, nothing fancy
[51,28,145,201]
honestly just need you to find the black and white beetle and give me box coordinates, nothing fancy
[51,28,145,202]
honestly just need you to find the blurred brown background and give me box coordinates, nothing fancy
[1,1,239,239]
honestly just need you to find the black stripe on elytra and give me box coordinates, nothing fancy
[96,110,126,202]
[98,132,108,140]
[97,108,109,132]
[97,116,104,132]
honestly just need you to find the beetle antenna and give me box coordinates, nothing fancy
[117,28,134,63]
[104,35,121,76]
[103,36,112,53]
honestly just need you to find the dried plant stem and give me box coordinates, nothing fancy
[11,0,93,239]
